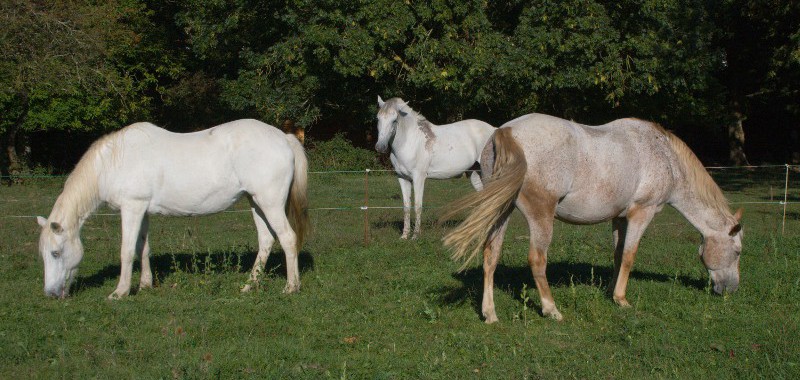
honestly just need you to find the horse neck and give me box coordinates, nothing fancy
[661,128,733,237]
[670,180,733,237]
[49,152,105,231]
[393,110,431,149]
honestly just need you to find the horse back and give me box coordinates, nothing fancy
[501,114,679,222]
[101,120,294,214]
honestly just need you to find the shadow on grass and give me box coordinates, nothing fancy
[372,220,404,234]
[74,249,315,295]
[371,218,463,235]
[434,261,707,319]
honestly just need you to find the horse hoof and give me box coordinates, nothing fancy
[400,235,409,240]
[107,292,124,300]
[139,281,153,290]
[544,308,563,321]
[240,284,253,293]
[282,284,300,294]
[614,298,631,308]
[483,315,499,324]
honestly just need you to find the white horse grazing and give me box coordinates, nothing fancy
[442,114,743,322]
[36,119,309,299]
[376,96,495,239]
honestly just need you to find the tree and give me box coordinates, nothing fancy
[0,0,151,177]
[713,0,800,163]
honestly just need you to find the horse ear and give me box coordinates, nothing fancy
[378,96,385,107]
[50,222,63,234]
[726,208,744,236]
[37,216,48,228]
[729,223,742,236]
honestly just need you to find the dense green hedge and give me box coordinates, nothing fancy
[307,134,382,172]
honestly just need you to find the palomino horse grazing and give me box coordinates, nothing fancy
[442,114,743,322]
[376,96,495,239]
[36,119,309,299]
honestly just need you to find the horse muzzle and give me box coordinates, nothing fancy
[375,142,388,154]
[44,285,68,299]
[709,267,739,295]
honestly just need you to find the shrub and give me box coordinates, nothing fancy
[307,133,381,171]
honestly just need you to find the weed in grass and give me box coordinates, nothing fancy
[519,283,532,326]
[422,301,439,323]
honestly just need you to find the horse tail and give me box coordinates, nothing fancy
[440,127,527,270]
[285,134,310,251]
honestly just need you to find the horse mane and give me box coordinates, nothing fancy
[380,97,431,130]
[650,122,731,219]
[51,127,128,227]
[379,97,438,151]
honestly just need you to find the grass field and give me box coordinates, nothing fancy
[1,168,799,378]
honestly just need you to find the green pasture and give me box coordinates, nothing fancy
[1,168,799,378]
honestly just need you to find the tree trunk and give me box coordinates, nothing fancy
[728,110,750,166]
[2,98,28,184]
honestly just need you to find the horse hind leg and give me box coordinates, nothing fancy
[469,169,483,191]
[250,195,300,293]
[241,199,277,293]
[518,192,562,320]
[482,218,510,324]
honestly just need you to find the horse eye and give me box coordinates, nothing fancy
[51,250,61,258]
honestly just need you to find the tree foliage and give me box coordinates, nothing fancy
[1,0,798,174]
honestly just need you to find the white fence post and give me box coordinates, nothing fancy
[363,168,370,245]
[783,164,789,235]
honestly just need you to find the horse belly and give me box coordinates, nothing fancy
[148,191,242,216]
[427,153,476,179]
[555,194,626,225]
[148,171,243,216]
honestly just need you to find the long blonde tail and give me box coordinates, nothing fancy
[285,134,310,251]
[440,128,527,270]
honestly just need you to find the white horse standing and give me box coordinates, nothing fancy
[375,96,495,239]
[36,119,309,299]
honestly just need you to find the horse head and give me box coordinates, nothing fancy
[699,208,743,294]
[375,96,409,153]
[37,216,83,298]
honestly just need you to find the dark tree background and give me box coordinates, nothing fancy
[2,0,798,175]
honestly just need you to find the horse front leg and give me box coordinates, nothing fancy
[611,206,656,307]
[411,174,426,239]
[609,217,626,302]
[398,177,412,239]
[138,214,153,290]
[110,202,148,299]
